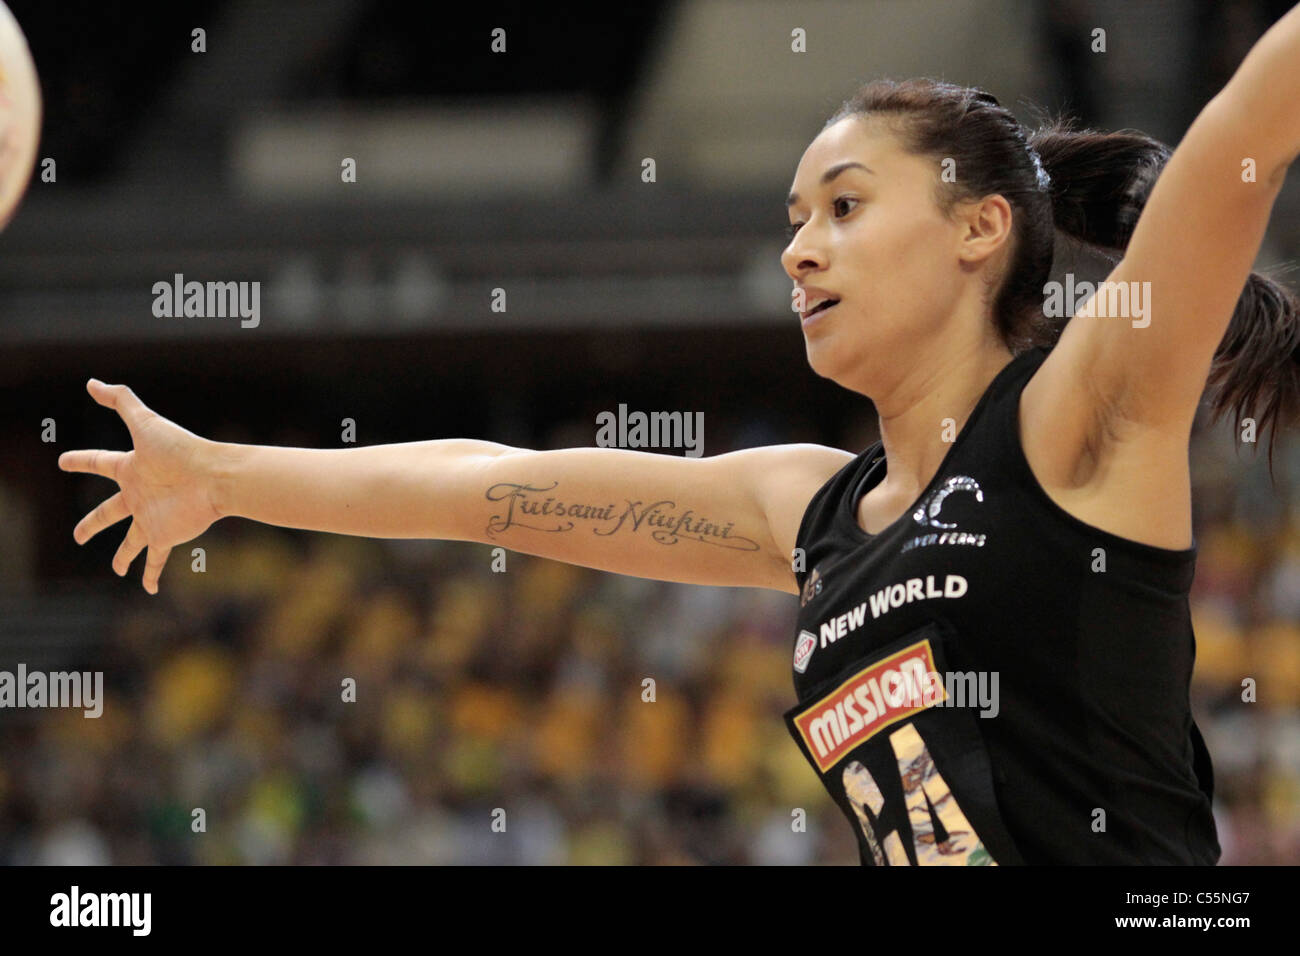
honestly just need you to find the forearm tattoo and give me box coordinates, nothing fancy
[484,480,760,551]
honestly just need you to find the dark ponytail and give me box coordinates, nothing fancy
[827,77,1300,477]
[1031,120,1300,477]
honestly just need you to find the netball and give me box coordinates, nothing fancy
[0,0,39,230]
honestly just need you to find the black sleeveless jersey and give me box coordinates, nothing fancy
[784,346,1220,865]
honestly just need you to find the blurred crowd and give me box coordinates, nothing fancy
[1,410,1298,865]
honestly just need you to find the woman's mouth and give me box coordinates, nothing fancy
[801,299,839,328]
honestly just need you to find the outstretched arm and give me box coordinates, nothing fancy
[59,379,853,596]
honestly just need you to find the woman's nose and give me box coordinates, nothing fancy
[782,231,825,276]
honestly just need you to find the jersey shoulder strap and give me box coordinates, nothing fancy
[793,440,881,593]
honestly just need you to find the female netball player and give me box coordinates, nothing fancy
[60,5,1300,864]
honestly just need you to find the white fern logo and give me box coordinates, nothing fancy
[912,476,983,529]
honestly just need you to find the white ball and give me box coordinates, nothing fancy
[0,0,40,230]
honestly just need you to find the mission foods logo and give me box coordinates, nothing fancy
[792,639,946,773]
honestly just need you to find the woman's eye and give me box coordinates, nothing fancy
[785,197,858,238]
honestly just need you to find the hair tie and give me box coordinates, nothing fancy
[1027,146,1051,192]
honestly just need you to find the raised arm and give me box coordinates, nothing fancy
[1038,2,1300,440]
[60,379,853,595]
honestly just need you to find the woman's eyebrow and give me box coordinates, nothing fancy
[786,161,875,208]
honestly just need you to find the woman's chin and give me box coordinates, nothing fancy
[804,338,849,380]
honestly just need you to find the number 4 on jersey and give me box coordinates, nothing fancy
[842,722,994,865]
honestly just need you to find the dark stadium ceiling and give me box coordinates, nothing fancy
[10,0,672,184]
[3,0,1299,345]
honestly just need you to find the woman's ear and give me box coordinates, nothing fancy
[956,194,1015,266]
